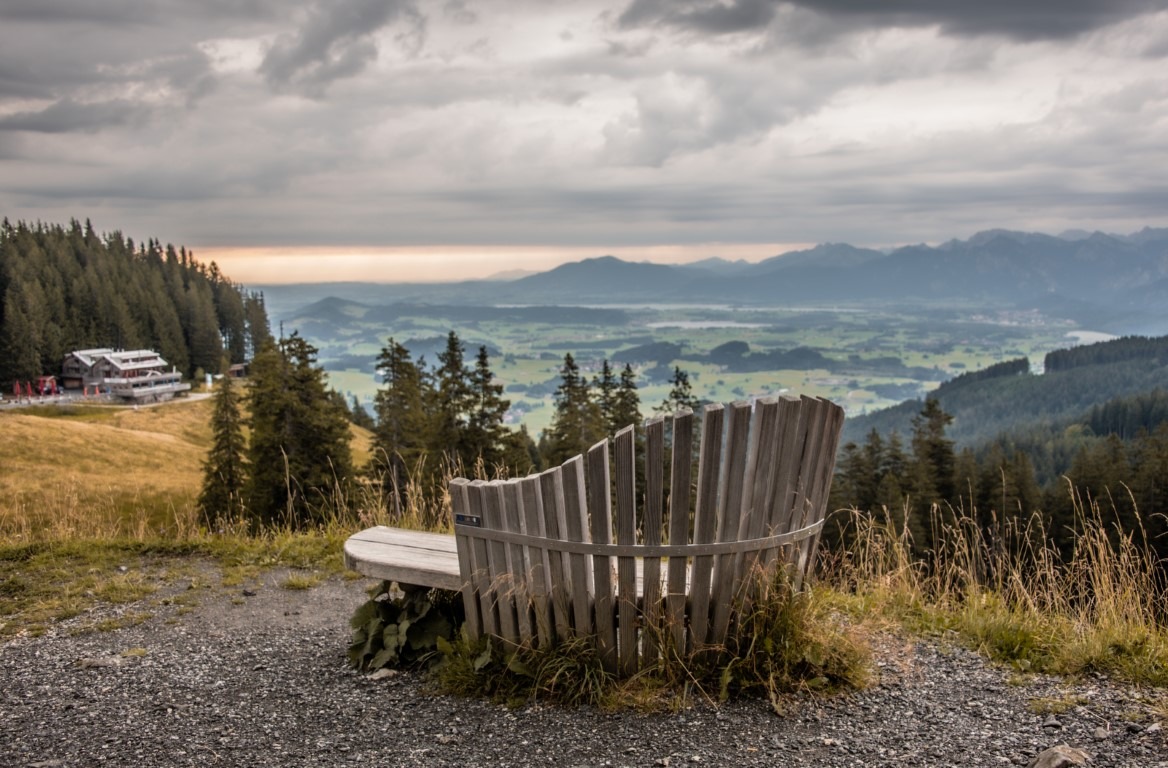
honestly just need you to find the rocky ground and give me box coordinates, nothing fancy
[1,569,1164,768]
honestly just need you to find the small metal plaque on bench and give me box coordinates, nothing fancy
[455,513,482,528]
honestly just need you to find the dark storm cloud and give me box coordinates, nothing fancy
[258,0,423,96]
[0,98,154,134]
[619,0,777,35]
[618,0,1168,41]
[0,0,282,26]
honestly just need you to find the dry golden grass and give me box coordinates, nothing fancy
[822,496,1168,687]
[0,401,212,541]
[0,401,211,495]
[0,396,380,637]
[0,397,375,543]
[350,422,375,468]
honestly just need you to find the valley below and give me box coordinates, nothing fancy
[265,292,1093,438]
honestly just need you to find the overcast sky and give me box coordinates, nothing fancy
[2,0,1167,282]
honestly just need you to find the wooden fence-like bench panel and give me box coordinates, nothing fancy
[448,397,844,672]
[641,415,665,666]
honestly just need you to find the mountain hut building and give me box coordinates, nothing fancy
[61,348,191,403]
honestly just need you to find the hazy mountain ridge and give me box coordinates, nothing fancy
[259,227,1168,336]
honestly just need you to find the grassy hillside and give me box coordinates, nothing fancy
[0,397,375,542]
[0,402,211,539]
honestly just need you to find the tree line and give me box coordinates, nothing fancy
[844,335,1168,447]
[0,219,269,387]
[201,330,709,530]
[829,395,1168,562]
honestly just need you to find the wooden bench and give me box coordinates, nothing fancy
[344,395,844,675]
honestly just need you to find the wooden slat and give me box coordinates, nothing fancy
[346,526,459,552]
[586,438,618,674]
[480,481,519,645]
[342,536,461,591]
[787,397,828,585]
[614,425,639,676]
[502,479,534,645]
[665,409,694,654]
[709,400,753,646]
[538,467,573,640]
[520,475,553,647]
[641,415,665,667]
[688,403,724,648]
[763,396,811,570]
[560,456,593,636]
[449,479,482,640]
[792,399,845,586]
[466,481,499,638]
[736,398,782,600]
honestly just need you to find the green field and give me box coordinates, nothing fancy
[293,302,1085,438]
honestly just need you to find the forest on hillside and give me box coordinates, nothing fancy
[830,337,1168,562]
[0,219,269,387]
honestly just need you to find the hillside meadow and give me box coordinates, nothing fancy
[0,397,378,541]
[0,402,211,540]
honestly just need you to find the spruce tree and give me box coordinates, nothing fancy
[907,398,956,553]
[198,374,248,526]
[429,331,473,470]
[372,338,430,502]
[594,359,618,437]
[245,334,353,529]
[657,366,700,414]
[544,353,605,466]
[611,363,642,433]
[466,345,510,470]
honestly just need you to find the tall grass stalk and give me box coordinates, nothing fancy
[825,490,1168,685]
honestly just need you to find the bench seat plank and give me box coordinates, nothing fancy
[343,526,462,591]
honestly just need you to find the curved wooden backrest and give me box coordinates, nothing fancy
[450,395,844,675]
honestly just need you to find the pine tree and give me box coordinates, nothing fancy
[910,398,957,505]
[907,398,956,553]
[657,366,700,414]
[544,353,605,466]
[198,374,248,526]
[429,331,473,469]
[372,337,430,503]
[245,334,353,528]
[499,423,541,475]
[466,345,510,470]
[611,363,642,433]
[243,291,273,360]
[594,359,618,437]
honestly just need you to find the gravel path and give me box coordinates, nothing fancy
[2,570,1164,768]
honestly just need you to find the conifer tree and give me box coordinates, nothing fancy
[198,374,247,526]
[429,331,473,469]
[544,353,605,466]
[594,359,618,436]
[906,398,956,553]
[611,363,642,434]
[245,334,353,528]
[657,366,700,414]
[466,345,510,470]
[372,337,430,499]
[910,398,957,506]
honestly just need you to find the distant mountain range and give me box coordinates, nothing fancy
[259,227,1168,335]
